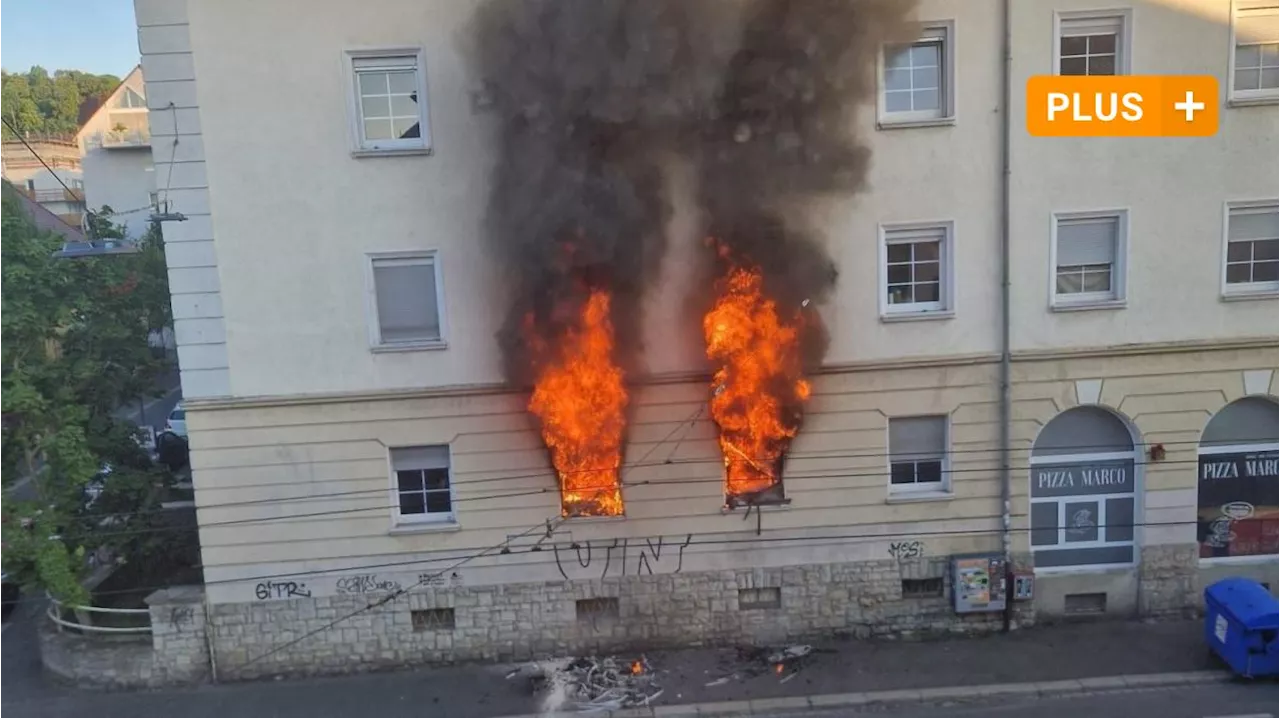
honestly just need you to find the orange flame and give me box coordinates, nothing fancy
[703,241,812,504]
[526,289,627,517]
[631,661,643,675]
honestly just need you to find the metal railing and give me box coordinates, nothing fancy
[86,129,151,149]
[46,593,152,635]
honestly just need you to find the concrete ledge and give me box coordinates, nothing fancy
[495,670,1233,718]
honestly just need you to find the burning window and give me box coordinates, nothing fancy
[704,243,814,509]
[525,290,628,518]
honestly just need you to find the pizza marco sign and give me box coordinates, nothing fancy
[1197,450,1279,559]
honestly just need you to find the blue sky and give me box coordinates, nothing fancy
[2,0,140,77]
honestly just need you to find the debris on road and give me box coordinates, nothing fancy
[508,655,663,713]
[703,644,822,686]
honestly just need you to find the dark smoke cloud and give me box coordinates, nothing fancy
[466,0,917,384]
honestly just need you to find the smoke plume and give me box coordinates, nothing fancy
[468,0,916,381]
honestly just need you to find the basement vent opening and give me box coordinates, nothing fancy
[738,587,782,610]
[1064,593,1107,615]
[576,597,620,622]
[411,608,456,632]
[901,578,945,598]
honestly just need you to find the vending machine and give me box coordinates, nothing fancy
[950,553,1008,614]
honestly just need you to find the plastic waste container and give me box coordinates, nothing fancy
[1204,577,1279,678]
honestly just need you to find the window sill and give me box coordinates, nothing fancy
[351,146,433,159]
[877,116,956,131]
[561,513,627,523]
[1227,94,1278,108]
[1221,287,1279,302]
[389,520,461,536]
[371,340,448,353]
[721,500,791,514]
[886,490,954,504]
[880,310,955,323]
[1050,299,1126,313]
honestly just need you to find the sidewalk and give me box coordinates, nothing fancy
[3,618,1233,718]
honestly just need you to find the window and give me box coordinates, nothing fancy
[1224,202,1279,295]
[391,446,454,524]
[1230,1,1279,103]
[880,222,953,318]
[1197,398,1278,560]
[879,22,953,126]
[1030,407,1137,569]
[411,608,456,631]
[1052,211,1126,308]
[888,416,948,495]
[115,87,146,109]
[368,251,445,349]
[347,50,431,154]
[738,587,782,610]
[1056,13,1129,76]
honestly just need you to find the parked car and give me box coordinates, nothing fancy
[164,403,187,438]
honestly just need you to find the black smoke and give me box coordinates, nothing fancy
[467,0,917,384]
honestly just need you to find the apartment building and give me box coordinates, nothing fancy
[138,0,1277,678]
[0,137,86,227]
[76,66,158,240]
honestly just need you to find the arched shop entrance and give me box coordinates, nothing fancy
[1197,397,1279,560]
[1030,406,1140,569]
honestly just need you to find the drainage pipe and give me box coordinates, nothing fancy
[998,0,1015,633]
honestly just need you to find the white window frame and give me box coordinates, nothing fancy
[388,445,458,528]
[1229,0,1280,105]
[1028,449,1141,574]
[1054,10,1132,76]
[365,249,448,352]
[877,20,955,129]
[886,415,951,498]
[1049,209,1129,311]
[878,220,955,320]
[1221,200,1280,299]
[344,48,432,156]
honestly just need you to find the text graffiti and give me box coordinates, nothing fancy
[169,605,194,632]
[554,534,693,580]
[335,574,403,595]
[888,541,924,560]
[254,580,311,601]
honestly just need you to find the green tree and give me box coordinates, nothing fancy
[1,190,176,603]
[1,74,44,137]
[1,66,121,139]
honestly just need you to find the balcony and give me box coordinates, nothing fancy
[16,187,85,204]
[87,128,151,150]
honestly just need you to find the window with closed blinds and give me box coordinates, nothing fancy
[1233,2,1280,97]
[1055,214,1121,301]
[1226,203,1280,288]
[889,416,947,493]
[372,255,441,345]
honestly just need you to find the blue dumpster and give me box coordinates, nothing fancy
[1204,577,1279,678]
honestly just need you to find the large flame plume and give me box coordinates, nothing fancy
[703,241,815,506]
[525,289,628,516]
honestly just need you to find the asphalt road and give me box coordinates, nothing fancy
[766,684,1277,718]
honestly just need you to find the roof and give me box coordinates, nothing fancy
[74,65,146,141]
[1,179,87,243]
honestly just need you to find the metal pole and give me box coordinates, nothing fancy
[999,0,1015,633]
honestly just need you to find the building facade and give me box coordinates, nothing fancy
[0,136,86,227]
[138,0,1278,678]
[77,66,158,240]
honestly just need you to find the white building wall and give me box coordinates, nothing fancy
[82,149,156,239]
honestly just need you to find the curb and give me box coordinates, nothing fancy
[504,670,1232,718]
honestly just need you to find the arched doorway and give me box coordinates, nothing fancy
[1197,397,1278,560]
[1030,406,1139,568]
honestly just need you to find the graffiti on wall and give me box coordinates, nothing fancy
[888,540,925,560]
[254,580,311,600]
[335,574,403,595]
[553,534,693,580]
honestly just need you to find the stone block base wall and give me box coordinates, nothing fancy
[211,556,1037,680]
[1139,544,1200,618]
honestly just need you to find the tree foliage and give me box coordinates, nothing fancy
[1,189,177,602]
[1,66,121,139]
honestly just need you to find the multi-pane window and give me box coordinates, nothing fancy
[369,252,444,348]
[1225,203,1279,291]
[116,88,146,109]
[392,446,454,524]
[880,24,951,124]
[1054,213,1124,305]
[883,224,949,314]
[1232,2,1280,100]
[349,52,430,153]
[1058,15,1127,76]
[888,416,948,495]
